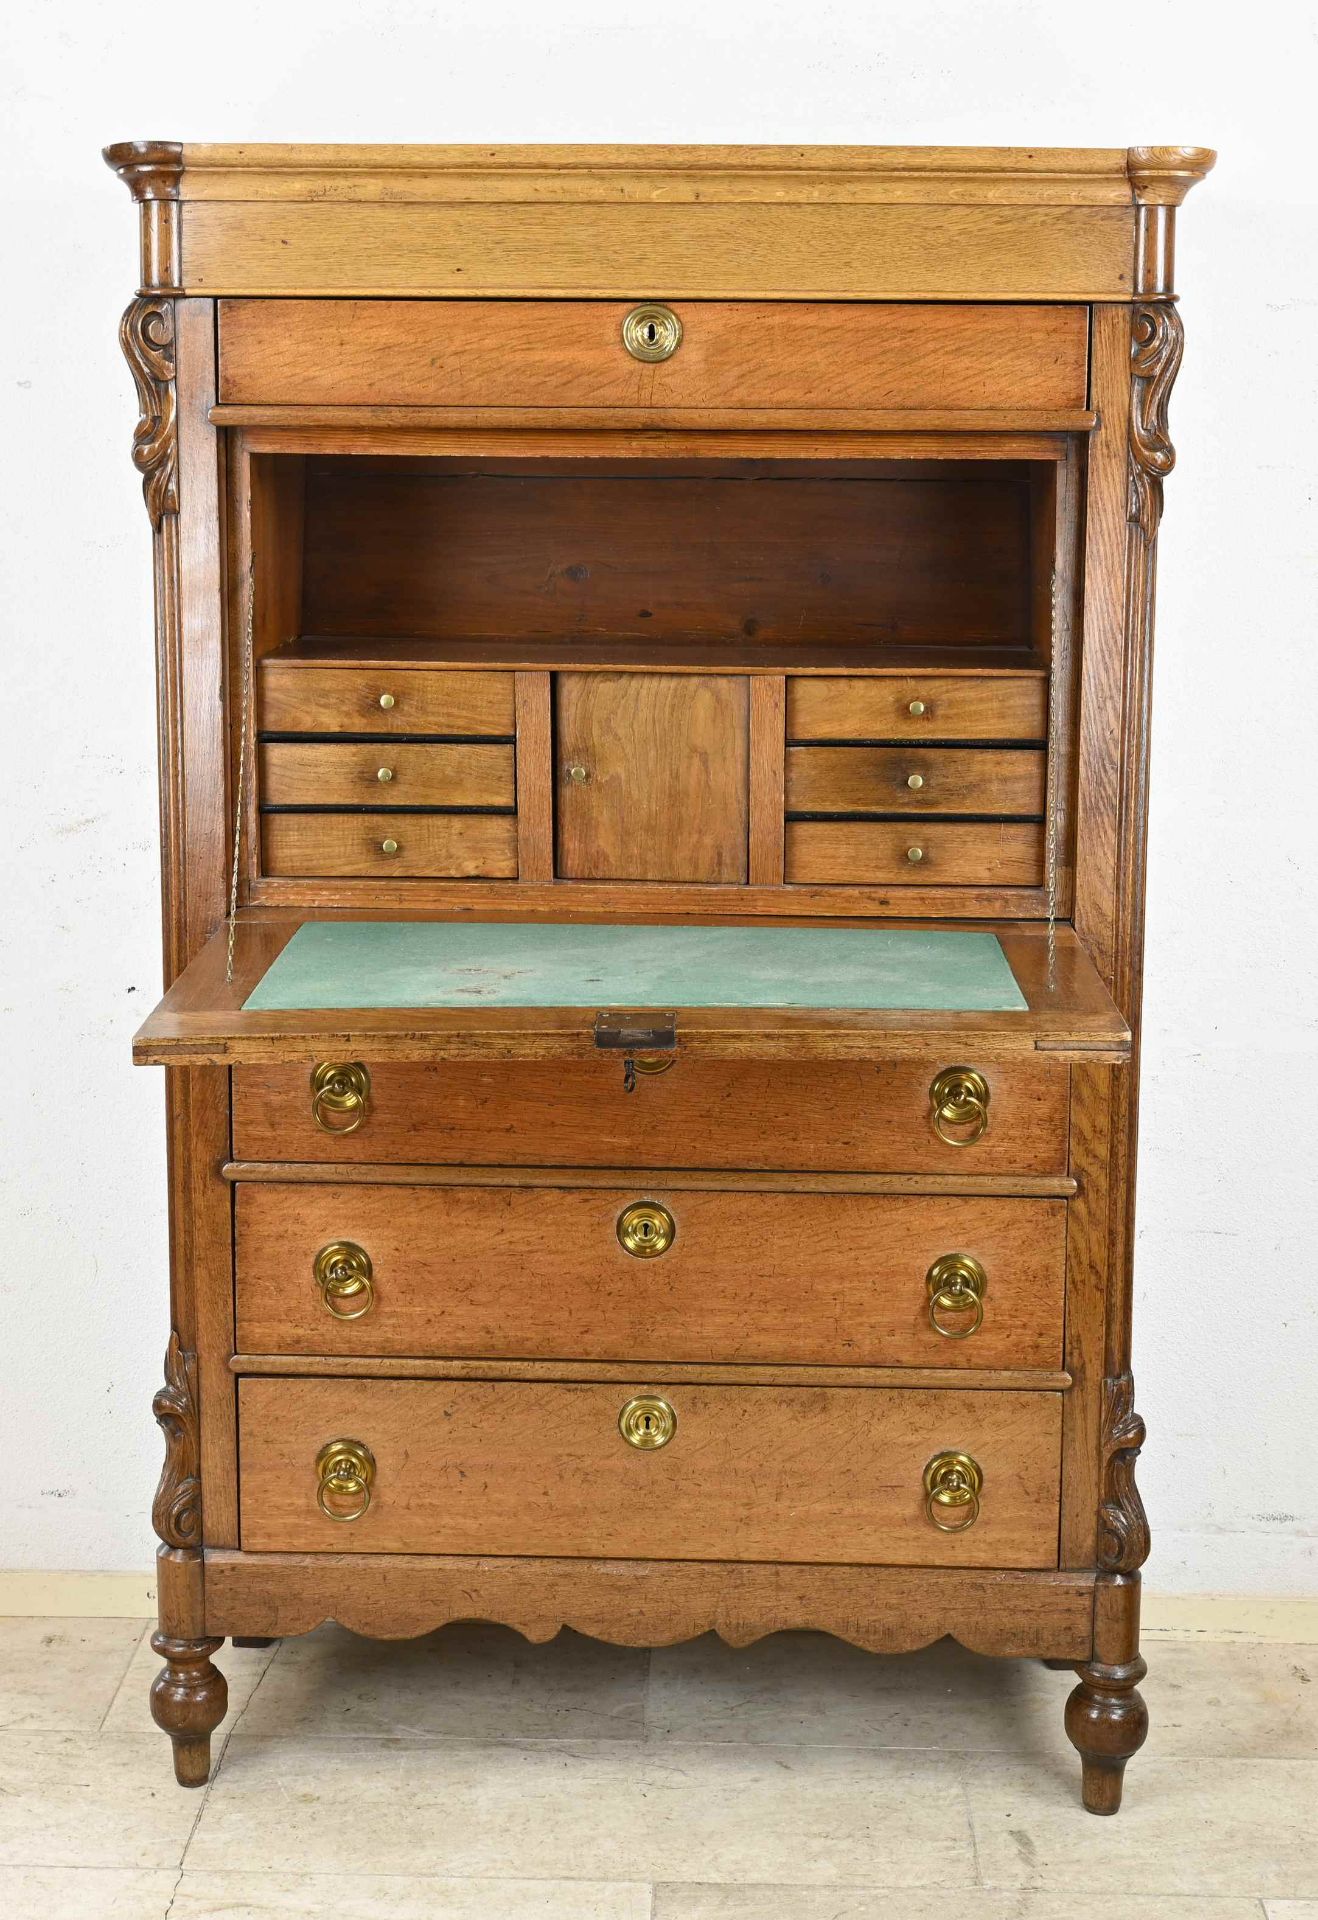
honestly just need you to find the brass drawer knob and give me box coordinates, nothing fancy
[621,303,683,362]
[565,762,590,785]
[617,1200,676,1258]
[316,1439,376,1522]
[313,1241,375,1320]
[923,1451,983,1532]
[926,1252,988,1339]
[929,1065,990,1146]
[619,1394,677,1450]
[908,699,928,717]
[310,1061,371,1135]
[906,773,925,790]
[378,692,396,710]
[380,838,400,855]
[907,846,924,864]
[377,766,394,783]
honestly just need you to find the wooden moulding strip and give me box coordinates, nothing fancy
[227,1356,1073,1390]
[221,1162,1079,1197]
[201,1550,1096,1657]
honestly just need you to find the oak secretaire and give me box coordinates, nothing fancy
[105,140,1212,1810]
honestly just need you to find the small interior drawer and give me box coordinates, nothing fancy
[786,746,1045,817]
[786,820,1044,887]
[238,1377,1064,1567]
[235,1184,1067,1369]
[259,664,515,737]
[261,812,518,879]
[786,674,1048,743]
[220,299,1089,414]
[260,742,515,809]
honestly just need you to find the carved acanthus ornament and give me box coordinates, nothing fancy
[1128,300,1184,544]
[152,1332,202,1549]
[1097,1372,1150,1573]
[119,297,178,530]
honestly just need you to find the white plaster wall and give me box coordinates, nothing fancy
[1,0,1313,1593]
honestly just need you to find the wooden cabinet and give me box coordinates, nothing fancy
[106,137,1212,1812]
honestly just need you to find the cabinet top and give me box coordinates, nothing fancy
[103,142,1214,300]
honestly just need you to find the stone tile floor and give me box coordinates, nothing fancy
[0,1617,1314,1917]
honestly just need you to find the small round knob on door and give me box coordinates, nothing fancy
[929,1066,990,1147]
[619,1395,677,1450]
[923,1451,984,1532]
[621,303,683,362]
[315,1438,376,1521]
[310,1061,371,1135]
[313,1241,376,1321]
[565,763,590,785]
[925,1252,988,1339]
[617,1200,676,1258]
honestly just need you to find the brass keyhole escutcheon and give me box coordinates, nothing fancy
[310,1061,371,1135]
[923,1451,984,1532]
[929,1065,990,1147]
[316,1438,376,1521]
[619,1394,677,1450]
[313,1240,376,1320]
[622,303,683,362]
[925,1252,988,1339]
[617,1200,676,1258]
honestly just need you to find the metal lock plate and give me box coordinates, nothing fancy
[621,303,683,362]
[617,1200,676,1258]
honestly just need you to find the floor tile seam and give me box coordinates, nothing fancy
[959,1753,985,1888]
[178,1645,279,1868]
[94,1620,154,1733]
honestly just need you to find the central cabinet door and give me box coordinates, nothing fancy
[556,672,749,882]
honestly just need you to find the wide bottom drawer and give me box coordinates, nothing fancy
[239,1379,1063,1568]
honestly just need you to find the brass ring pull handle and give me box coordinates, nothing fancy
[621,303,683,362]
[315,1439,376,1522]
[617,1201,676,1258]
[925,1253,988,1339]
[619,1394,677,1450]
[310,1062,371,1135]
[313,1241,376,1320]
[929,1066,990,1147]
[923,1451,984,1532]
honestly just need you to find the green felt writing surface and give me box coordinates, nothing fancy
[243,922,1027,1013]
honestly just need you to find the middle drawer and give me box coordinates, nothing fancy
[235,1185,1067,1368]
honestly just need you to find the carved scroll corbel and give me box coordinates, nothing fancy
[152,1331,202,1549]
[1127,300,1184,543]
[119,296,178,529]
[1097,1372,1150,1573]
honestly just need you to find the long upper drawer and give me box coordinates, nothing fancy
[231,1057,1070,1172]
[235,1184,1067,1368]
[218,300,1089,413]
[239,1377,1063,1567]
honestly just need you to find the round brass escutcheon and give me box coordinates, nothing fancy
[906,773,925,790]
[381,838,400,856]
[316,1438,376,1522]
[313,1240,376,1321]
[929,1065,990,1148]
[619,1394,677,1450]
[378,692,396,710]
[631,1052,675,1077]
[907,846,925,864]
[925,1252,988,1339]
[310,1061,371,1135]
[923,1450,984,1532]
[621,303,683,363]
[617,1200,676,1258]
[377,766,394,783]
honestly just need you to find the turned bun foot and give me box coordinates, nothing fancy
[1064,1655,1149,1814]
[149,1631,228,1787]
